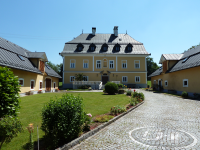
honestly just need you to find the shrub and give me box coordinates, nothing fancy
[105,82,118,95]
[78,85,90,89]
[0,67,21,118]
[41,93,86,148]
[0,116,23,149]
[130,97,139,106]
[82,113,92,132]
[117,84,123,88]
[132,91,144,101]
[110,105,126,115]
[95,115,114,123]
[182,91,188,98]
[126,90,132,96]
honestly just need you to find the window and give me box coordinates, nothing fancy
[39,80,42,90]
[165,80,168,87]
[116,46,120,51]
[78,46,82,51]
[122,76,128,82]
[122,60,127,68]
[53,82,56,89]
[83,60,89,68]
[109,60,114,69]
[91,47,94,51]
[18,78,24,86]
[30,80,35,90]
[182,57,189,63]
[135,76,140,82]
[70,76,75,82]
[70,59,75,68]
[96,60,101,69]
[183,79,188,87]
[134,60,140,69]
[18,55,25,61]
[103,47,107,51]
[83,76,88,81]
[46,65,50,69]
[103,58,107,67]
[128,46,132,51]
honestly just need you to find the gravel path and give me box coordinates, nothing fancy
[70,89,200,150]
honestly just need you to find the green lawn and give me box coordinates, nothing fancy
[147,80,151,87]
[2,92,130,150]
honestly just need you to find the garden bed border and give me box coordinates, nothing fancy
[56,100,145,150]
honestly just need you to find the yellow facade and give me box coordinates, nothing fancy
[151,66,200,93]
[11,68,59,93]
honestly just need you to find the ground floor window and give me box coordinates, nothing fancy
[135,76,140,82]
[18,78,24,86]
[122,76,128,82]
[30,80,35,90]
[53,82,56,88]
[183,79,188,87]
[39,80,42,90]
[165,80,168,87]
[70,76,75,82]
[83,76,88,81]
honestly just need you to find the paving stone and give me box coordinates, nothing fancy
[70,89,200,150]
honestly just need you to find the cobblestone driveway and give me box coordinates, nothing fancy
[70,90,200,150]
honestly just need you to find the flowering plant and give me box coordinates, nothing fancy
[87,113,92,117]
[27,123,34,150]
[110,105,126,115]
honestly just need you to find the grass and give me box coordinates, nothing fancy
[59,82,62,87]
[2,92,130,150]
[147,80,151,87]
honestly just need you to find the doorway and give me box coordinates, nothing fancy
[102,76,109,85]
[46,78,51,91]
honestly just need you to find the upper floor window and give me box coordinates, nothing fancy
[83,59,89,68]
[135,76,140,82]
[122,76,128,82]
[30,80,35,90]
[70,59,76,68]
[102,44,108,52]
[134,60,140,69]
[122,60,127,68]
[103,58,107,67]
[70,76,75,82]
[77,43,84,51]
[18,78,24,86]
[114,44,120,52]
[104,47,107,51]
[109,60,114,69]
[183,79,188,87]
[96,60,101,69]
[126,44,133,52]
[128,47,132,51]
[116,46,120,51]
[89,43,96,52]
[83,76,88,81]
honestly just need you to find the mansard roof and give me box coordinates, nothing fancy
[61,33,150,55]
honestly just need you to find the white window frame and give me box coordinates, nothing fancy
[134,60,140,69]
[83,59,89,68]
[39,80,43,90]
[18,78,24,86]
[30,79,35,90]
[83,76,89,81]
[183,79,188,87]
[122,60,127,69]
[70,59,76,68]
[122,76,128,82]
[135,76,140,83]
[158,79,162,86]
[53,82,56,89]
[109,60,114,69]
[70,76,75,82]
[165,80,168,87]
[96,60,101,69]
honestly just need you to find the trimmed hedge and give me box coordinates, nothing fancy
[105,82,118,95]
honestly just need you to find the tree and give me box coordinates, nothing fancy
[75,73,85,81]
[146,57,160,78]
[46,61,63,81]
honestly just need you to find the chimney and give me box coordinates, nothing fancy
[92,27,96,35]
[113,26,118,36]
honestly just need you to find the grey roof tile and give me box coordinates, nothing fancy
[148,67,163,77]
[163,54,183,60]
[45,65,61,78]
[182,45,200,59]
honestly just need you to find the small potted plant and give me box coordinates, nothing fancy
[38,90,42,94]
[55,88,59,92]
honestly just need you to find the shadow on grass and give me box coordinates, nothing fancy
[22,137,46,150]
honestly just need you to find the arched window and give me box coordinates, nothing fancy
[103,58,107,67]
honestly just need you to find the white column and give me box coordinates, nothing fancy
[93,56,94,71]
[116,56,118,71]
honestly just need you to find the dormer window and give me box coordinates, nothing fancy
[114,44,120,52]
[89,43,96,52]
[126,44,133,52]
[77,43,84,52]
[101,44,108,52]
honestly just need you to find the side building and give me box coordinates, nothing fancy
[0,37,61,95]
[149,45,200,96]
[60,26,150,89]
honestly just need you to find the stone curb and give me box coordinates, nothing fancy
[56,100,145,150]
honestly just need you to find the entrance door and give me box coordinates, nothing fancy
[102,76,109,85]
[46,78,51,91]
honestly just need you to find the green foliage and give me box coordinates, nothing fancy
[74,73,85,81]
[110,105,126,115]
[126,90,132,96]
[146,57,160,77]
[130,97,139,106]
[41,93,86,148]
[82,113,91,132]
[78,85,90,89]
[46,61,63,77]
[0,67,21,118]
[105,82,118,95]
[182,91,188,98]
[117,84,123,88]
[132,91,145,101]
[0,116,23,149]
[95,115,114,123]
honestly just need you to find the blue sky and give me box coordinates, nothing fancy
[1,0,200,65]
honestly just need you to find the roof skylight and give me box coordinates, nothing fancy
[182,57,189,63]
[18,55,25,61]
[46,65,50,69]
